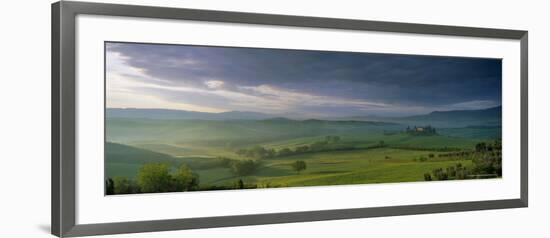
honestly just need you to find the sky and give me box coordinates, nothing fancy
[106,42,502,118]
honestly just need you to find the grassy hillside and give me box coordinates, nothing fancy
[105,115,501,194]
[106,132,485,186]
[105,142,478,188]
[438,126,501,139]
[105,116,485,160]
[106,142,178,178]
[106,142,235,178]
[106,142,177,164]
[252,148,474,187]
[106,118,401,146]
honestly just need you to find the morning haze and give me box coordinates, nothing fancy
[105,42,502,195]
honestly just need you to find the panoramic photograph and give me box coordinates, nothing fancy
[104,42,502,195]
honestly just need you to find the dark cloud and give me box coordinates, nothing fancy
[106,42,501,116]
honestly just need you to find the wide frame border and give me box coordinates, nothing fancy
[51,1,528,237]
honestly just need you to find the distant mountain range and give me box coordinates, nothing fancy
[106,108,274,120]
[106,106,501,128]
[345,106,502,128]
[404,106,501,122]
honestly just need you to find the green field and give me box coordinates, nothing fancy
[106,117,500,193]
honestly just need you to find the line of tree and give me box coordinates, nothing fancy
[404,125,437,136]
[389,145,462,152]
[106,163,199,195]
[235,145,277,159]
[231,159,261,176]
[199,178,286,191]
[105,158,307,195]
[438,150,473,158]
[423,140,502,181]
[208,156,262,177]
[424,163,471,181]
[235,136,349,159]
[471,141,502,176]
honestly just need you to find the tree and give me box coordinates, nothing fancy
[113,176,139,194]
[447,166,457,177]
[235,148,247,157]
[105,178,114,195]
[432,168,449,180]
[237,146,275,159]
[456,166,469,180]
[291,160,307,174]
[250,145,268,158]
[423,173,432,181]
[266,148,276,158]
[278,148,292,157]
[216,157,233,168]
[310,141,328,151]
[173,164,199,191]
[231,160,259,176]
[137,163,173,193]
[295,146,309,153]
[470,140,502,177]
[475,142,487,152]
[236,179,244,189]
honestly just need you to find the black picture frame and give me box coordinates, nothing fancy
[52,1,528,237]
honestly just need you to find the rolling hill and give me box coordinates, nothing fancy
[107,106,501,128]
[106,117,401,146]
[106,142,180,178]
[106,142,177,164]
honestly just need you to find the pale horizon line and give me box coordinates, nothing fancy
[106,104,502,118]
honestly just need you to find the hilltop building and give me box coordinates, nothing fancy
[405,125,437,136]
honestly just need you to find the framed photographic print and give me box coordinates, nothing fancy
[52,1,528,237]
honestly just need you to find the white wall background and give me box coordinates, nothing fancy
[0,0,546,237]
